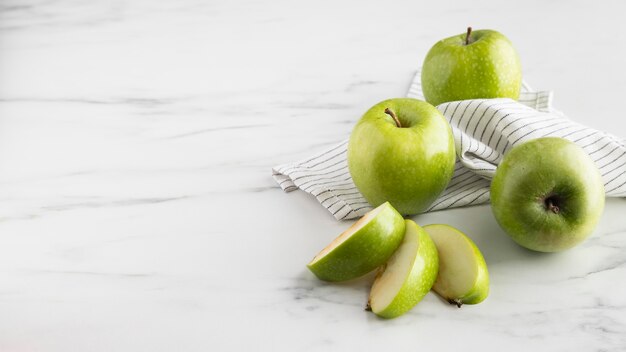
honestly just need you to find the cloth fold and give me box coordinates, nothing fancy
[273,70,626,220]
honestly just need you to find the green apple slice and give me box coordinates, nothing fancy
[423,224,489,307]
[307,202,405,282]
[367,220,439,319]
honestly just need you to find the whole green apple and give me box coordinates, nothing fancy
[347,98,455,215]
[421,27,522,106]
[491,137,605,252]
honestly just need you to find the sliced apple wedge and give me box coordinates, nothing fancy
[423,224,489,307]
[307,202,405,282]
[367,220,439,319]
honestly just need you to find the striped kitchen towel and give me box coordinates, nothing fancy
[272,70,626,220]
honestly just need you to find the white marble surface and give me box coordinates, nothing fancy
[0,0,625,351]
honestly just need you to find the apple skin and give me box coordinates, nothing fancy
[307,202,406,282]
[421,29,522,106]
[424,224,489,306]
[491,137,605,252]
[347,98,455,215]
[371,220,439,319]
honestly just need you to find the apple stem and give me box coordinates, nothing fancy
[465,27,472,45]
[547,199,560,214]
[364,303,372,311]
[451,298,463,308]
[384,108,402,128]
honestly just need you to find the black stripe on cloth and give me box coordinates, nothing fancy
[466,101,498,152]
[439,103,452,116]
[462,107,530,157]
[595,146,624,164]
[471,100,494,137]
[449,168,473,181]
[486,112,527,147]
[311,189,328,197]
[351,204,374,213]
[326,194,369,210]
[341,195,368,202]
[472,167,498,172]
[500,115,564,146]
[315,184,359,192]
[455,101,475,150]
[279,178,294,186]
[288,162,347,182]
[331,189,360,197]
[602,158,626,177]
[596,149,624,168]
[467,111,539,156]
[466,189,491,205]
[313,188,353,199]
[293,154,346,172]
[462,101,491,154]
[346,200,371,207]
[483,112,535,160]
[587,139,616,155]
[490,111,544,147]
[438,178,486,201]
[307,184,358,194]
[496,114,561,153]
[298,148,347,170]
[540,124,578,138]
[301,176,353,192]
[477,103,527,154]
[449,101,465,121]
[428,177,487,210]
[560,126,589,139]
[284,186,298,192]
[431,184,488,211]
[605,172,626,193]
[331,203,350,216]
[463,159,496,170]
[510,120,570,146]
[446,170,478,188]
[447,186,490,208]
[573,130,601,143]
[322,197,344,210]
[296,170,351,189]
[319,192,340,205]
[477,102,521,143]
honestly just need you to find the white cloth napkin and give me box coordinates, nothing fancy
[273,70,626,220]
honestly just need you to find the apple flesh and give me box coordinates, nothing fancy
[348,98,455,215]
[491,137,605,252]
[367,220,439,319]
[424,224,489,306]
[421,27,522,106]
[307,202,405,282]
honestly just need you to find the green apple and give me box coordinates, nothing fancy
[347,98,455,215]
[421,27,522,106]
[424,224,489,307]
[367,220,439,319]
[491,137,605,252]
[307,202,405,282]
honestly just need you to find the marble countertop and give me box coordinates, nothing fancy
[1,0,625,351]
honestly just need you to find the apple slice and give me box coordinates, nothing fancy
[423,224,489,307]
[307,202,405,282]
[367,220,439,319]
